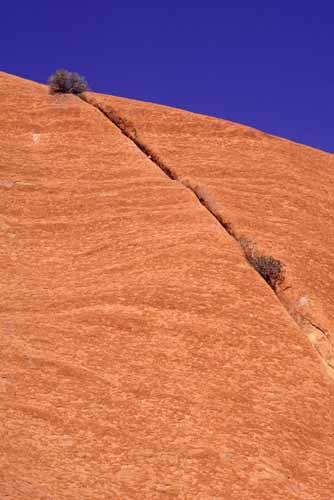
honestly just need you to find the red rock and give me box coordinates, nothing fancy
[1,72,333,499]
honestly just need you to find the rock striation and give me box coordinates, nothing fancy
[1,72,333,499]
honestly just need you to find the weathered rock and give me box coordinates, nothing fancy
[0,72,333,499]
[91,90,334,376]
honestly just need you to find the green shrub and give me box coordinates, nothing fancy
[48,69,88,94]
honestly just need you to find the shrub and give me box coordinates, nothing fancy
[239,237,285,291]
[239,237,256,258]
[190,185,235,236]
[247,254,285,291]
[48,69,88,94]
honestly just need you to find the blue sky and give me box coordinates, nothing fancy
[2,2,333,152]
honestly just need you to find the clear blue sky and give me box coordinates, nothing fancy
[2,2,333,152]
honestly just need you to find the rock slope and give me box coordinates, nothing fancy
[1,72,333,499]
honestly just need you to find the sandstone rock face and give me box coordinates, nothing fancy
[1,72,333,499]
[91,91,334,375]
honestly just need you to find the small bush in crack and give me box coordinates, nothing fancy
[247,254,285,291]
[48,69,88,94]
[239,237,256,258]
[190,185,235,237]
[239,237,285,291]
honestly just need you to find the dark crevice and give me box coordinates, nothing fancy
[78,92,333,378]
[79,93,236,238]
[306,319,329,338]
[79,93,176,181]
[184,183,236,237]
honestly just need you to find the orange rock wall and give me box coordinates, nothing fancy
[91,91,334,373]
[1,73,333,499]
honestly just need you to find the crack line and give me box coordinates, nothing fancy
[78,93,235,237]
[78,92,333,378]
[306,319,329,339]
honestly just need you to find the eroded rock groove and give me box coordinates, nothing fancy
[79,93,236,238]
[79,93,333,378]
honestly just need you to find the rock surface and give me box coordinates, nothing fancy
[1,72,333,499]
[90,90,334,374]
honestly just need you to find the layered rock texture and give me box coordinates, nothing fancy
[1,72,333,499]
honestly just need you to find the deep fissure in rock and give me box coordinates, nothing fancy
[79,94,237,238]
[78,92,333,376]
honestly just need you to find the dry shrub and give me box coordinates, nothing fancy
[240,237,285,291]
[190,185,235,235]
[48,69,88,94]
[107,110,137,139]
[239,237,257,260]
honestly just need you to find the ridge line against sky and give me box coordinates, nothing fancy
[2,2,333,153]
